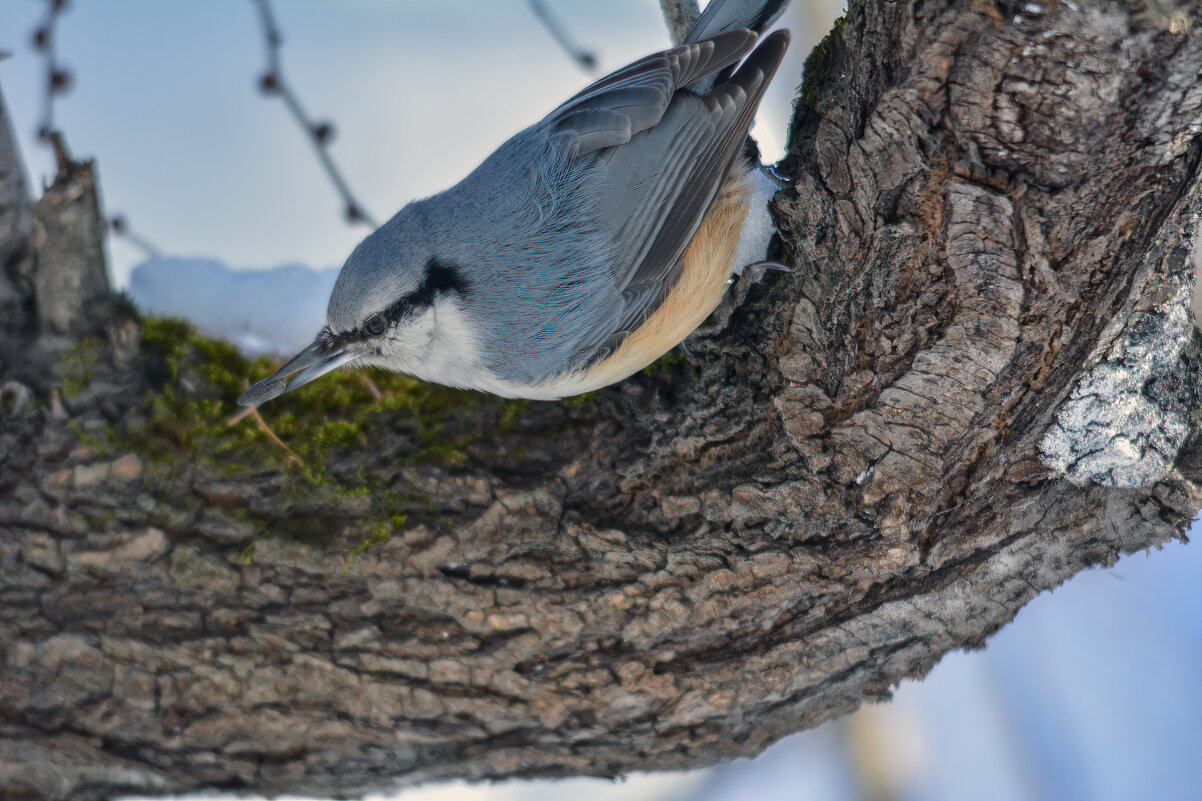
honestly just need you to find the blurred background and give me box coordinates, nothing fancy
[0,2,1198,800]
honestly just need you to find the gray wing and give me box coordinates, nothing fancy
[545,29,757,154]
[684,0,792,92]
[547,31,792,366]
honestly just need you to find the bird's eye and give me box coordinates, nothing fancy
[365,314,387,336]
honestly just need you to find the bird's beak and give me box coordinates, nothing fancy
[237,338,356,406]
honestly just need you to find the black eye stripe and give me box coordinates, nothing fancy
[356,258,470,339]
[424,259,470,296]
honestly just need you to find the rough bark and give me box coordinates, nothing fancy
[3,2,1202,799]
[29,137,113,342]
[0,83,34,353]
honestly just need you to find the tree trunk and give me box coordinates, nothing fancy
[3,2,1201,799]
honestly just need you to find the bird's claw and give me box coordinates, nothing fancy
[748,259,791,273]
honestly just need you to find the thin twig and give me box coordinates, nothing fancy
[230,379,301,464]
[250,405,303,464]
[361,375,383,400]
[34,1,162,259]
[251,0,378,228]
[32,0,69,145]
[527,0,597,73]
[659,0,701,45]
[109,215,162,259]
[225,405,256,426]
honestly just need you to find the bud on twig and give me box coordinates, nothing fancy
[313,122,335,145]
[49,69,72,93]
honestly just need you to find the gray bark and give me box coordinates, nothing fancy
[2,2,1201,799]
[0,83,34,349]
[30,140,113,348]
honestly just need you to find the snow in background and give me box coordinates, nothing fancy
[1,2,1198,800]
[127,259,337,356]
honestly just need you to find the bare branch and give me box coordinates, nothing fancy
[0,81,33,339]
[32,1,160,262]
[251,0,378,228]
[32,0,70,146]
[528,0,598,73]
[107,215,161,260]
[0,83,30,248]
[249,404,302,465]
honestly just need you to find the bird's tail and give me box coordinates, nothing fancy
[685,0,790,43]
[683,0,790,94]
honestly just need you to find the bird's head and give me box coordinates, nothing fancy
[238,219,469,406]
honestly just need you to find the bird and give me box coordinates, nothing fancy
[239,0,791,406]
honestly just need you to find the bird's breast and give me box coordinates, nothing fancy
[510,169,756,400]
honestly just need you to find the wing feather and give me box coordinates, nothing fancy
[571,32,792,361]
[543,29,757,155]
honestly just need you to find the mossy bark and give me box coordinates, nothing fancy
[3,2,1202,799]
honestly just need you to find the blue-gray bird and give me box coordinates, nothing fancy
[239,0,791,406]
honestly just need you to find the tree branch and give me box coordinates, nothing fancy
[31,0,70,147]
[528,0,598,72]
[1,2,1201,799]
[0,82,32,338]
[251,0,378,228]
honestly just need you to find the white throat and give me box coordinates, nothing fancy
[373,298,524,396]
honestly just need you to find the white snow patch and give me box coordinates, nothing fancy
[127,258,337,357]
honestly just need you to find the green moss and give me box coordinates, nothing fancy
[135,315,524,478]
[498,398,531,430]
[126,315,569,553]
[59,337,101,398]
[235,543,256,565]
[557,391,597,408]
[641,349,688,377]
[799,16,845,108]
[169,544,239,590]
[66,418,107,452]
[341,516,402,574]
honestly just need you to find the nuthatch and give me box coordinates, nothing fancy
[239,0,791,405]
